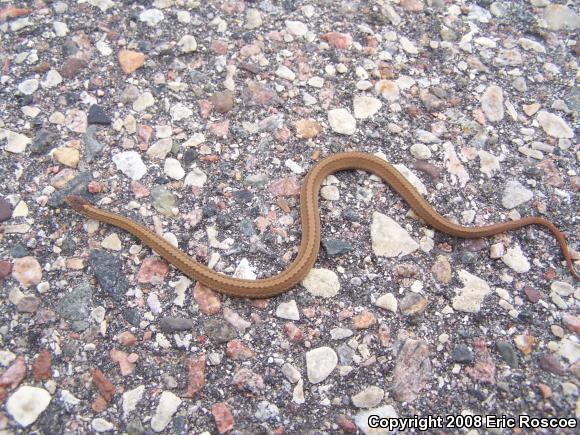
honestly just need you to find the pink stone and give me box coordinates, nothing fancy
[352,311,376,329]
[465,338,496,384]
[274,126,291,143]
[212,402,234,434]
[562,314,580,333]
[198,99,213,119]
[117,331,137,346]
[137,124,153,143]
[0,357,26,390]
[186,355,206,398]
[210,39,228,55]
[284,322,304,342]
[12,256,42,288]
[268,176,300,197]
[137,257,169,284]
[194,282,221,315]
[226,340,256,360]
[110,349,137,376]
[131,181,150,198]
[321,32,352,49]
[231,368,264,394]
[208,120,229,138]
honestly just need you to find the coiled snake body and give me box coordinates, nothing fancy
[66,152,579,297]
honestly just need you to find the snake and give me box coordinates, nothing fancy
[65,152,579,298]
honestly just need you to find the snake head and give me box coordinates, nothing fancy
[65,195,91,212]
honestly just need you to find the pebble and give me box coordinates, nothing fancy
[276,300,300,320]
[351,386,384,408]
[452,344,474,363]
[306,346,338,383]
[118,49,145,74]
[302,268,340,298]
[452,270,491,313]
[410,143,431,160]
[211,90,234,113]
[140,9,164,26]
[328,108,356,135]
[87,105,110,125]
[89,250,128,302]
[352,311,376,329]
[92,418,114,432]
[159,316,194,332]
[56,281,93,331]
[212,402,234,434]
[320,185,339,200]
[133,92,155,112]
[137,257,169,284]
[1,129,31,154]
[112,151,147,180]
[537,111,573,138]
[177,35,197,53]
[371,212,419,257]
[194,283,221,315]
[376,293,398,312]
[122,385,145,418]
[205,319,237,343]
[6,386,52,427]
[150,391,181,432]
[53,147,80,168]
[321,239,352,256]
[501,244,530,273]
[17,79,39,95]
[245,8,262,29]
[501,180,533,209]
[400,293,428,315]
[353,96,382,119]
[540,4,580,31]
[184,168,207,188]
[354,406,398,434]
[480,85,504,122]
[12,256,42,288]
[375,80,400,101]
[42,69,62,88]
[285,20,308,36]
[254,401,279,422]
[164,158,185,180]
[170,103,193,122]
[276,65,296,81]
[0,198,12,222]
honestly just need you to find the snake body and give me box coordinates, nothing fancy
[65,152,579,297]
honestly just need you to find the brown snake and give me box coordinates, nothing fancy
[65,152,579,298]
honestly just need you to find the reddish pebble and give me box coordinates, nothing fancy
[198,99,213,119]
[210,39,228,55]
[137,257,169,284]
[274,127,291,143]
[226,339,255,360]
[321,32,352,49]
[208,120,229,138]
[378,323,391,347]
[535,383,552,399]
[268,176,300,197]
[562,314,580,333]
[32,350,52,381]
[117,331,137,346]
[92,369,116,401]
[284,322,304,342]
[251,298,269,309]
[336,415,357,433]
[137,124,153,143]
[87,181,102,193]
[212,402,235,434]
[0,261,13,279]
[523,286,543,303]
[0,357,26,390]
[186,355,206,398]
[92,395,108,413]
[131,181,150,198]
[352,311,376,329]
[110,349,137,376]
[194,282,221,315]
[538,353,565,375]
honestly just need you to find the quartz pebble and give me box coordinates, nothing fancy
[328,109,356,135]
[306,347,337,384]
[6,386,52,427]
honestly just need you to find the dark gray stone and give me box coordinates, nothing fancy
[0,198,12,222]
[239,218,256,236]
[204,319,237,343]
[89,250,128,302]
[84,125,104,162]
[56,281,93,331]
[30,129,57,154]
[159,316,194,332]
[48,171,91,208]
[322,239,353,256]
[496,340,518,369]
[452,344,474,363]
[87,104,111,125]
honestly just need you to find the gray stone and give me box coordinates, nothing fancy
[57,281,93,331]
[89,250,129,302]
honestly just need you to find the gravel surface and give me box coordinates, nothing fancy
[0,0,579,433]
